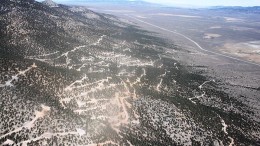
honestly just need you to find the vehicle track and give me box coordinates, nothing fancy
[126,15,260,67]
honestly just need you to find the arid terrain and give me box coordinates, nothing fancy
[0,0,260,146]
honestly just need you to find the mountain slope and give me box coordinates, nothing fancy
[0,0,124,57]
[0,0,259,146]
[42,0,58,7]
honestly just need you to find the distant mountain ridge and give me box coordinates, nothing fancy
[208,6,260,13]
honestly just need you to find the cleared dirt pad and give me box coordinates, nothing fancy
[203,33,222,39]
[219,41,260,63]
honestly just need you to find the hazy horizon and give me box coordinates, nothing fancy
[36,0,260,7]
